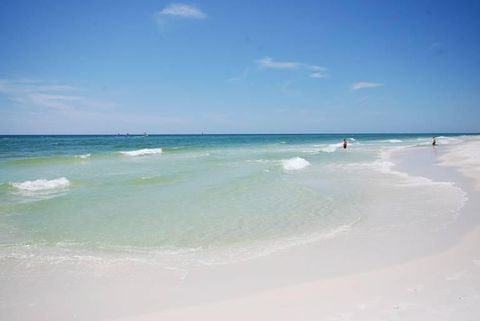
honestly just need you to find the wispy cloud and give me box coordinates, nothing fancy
[0,79,77,94]
[155,3,206,20]
[256,57,301,70]
[27,94,83,111]
[0,79,114,112]
[351,82,383,91]
[308,65,328,79]
[229,56,327,82]
[256,57,327,78]
[0,79,197,134]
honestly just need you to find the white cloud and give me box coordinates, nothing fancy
[0,79,77,95]
[253,57,328,79]
[26,94,83,111]
[351,82,383,91]
[310,72,326,78]
[256,57,301,70]
[0,79,114,112]
[156,3,206,19]
[0,79,193,134]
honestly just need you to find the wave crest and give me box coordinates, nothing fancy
[10,177,70,192]
[282,157,310,170]
[315,143,342,153]
[75,153,91,159]
[120,148,163,156]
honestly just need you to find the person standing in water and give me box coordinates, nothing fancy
[343,139,347,149]
[432,136,437,146]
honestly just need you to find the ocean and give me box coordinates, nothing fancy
[0,134,471,267]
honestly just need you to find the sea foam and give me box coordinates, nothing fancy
[75,153,91,159]
[10,177,70,192]
[120,148,163,156]
[282,157,310,170]
[436,136,464,145]
[315,143,343,153]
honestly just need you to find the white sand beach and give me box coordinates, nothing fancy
[117,224,480,321]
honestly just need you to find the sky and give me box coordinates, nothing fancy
[0,0,479,134]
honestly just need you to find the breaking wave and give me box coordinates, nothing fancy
[75,153,91,159]
[119,148,163,156]
[282,157,310,170]
[315,143,343,153]
[10,177,70,192]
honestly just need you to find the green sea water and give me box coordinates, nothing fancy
[0,134,472,264]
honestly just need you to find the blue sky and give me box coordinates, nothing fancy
[0,0,479,134]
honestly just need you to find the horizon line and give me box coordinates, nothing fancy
[1,132,479,136]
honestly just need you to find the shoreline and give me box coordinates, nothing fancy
[118,222,480,321]
[1,137,480,321]
[113,139,480,321]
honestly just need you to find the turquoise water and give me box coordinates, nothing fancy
[0,134,472,264]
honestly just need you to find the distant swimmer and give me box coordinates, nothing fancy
[432,136,436,146]
[343,139,347,149]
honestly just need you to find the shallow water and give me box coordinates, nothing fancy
[0,134,474,266]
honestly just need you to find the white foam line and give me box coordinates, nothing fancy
[282,157,310,170]
[10,177,70,192]
[197,217,362,266]
[75,153,91,159]
[314,143,343,153]
[119,148,163,156]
